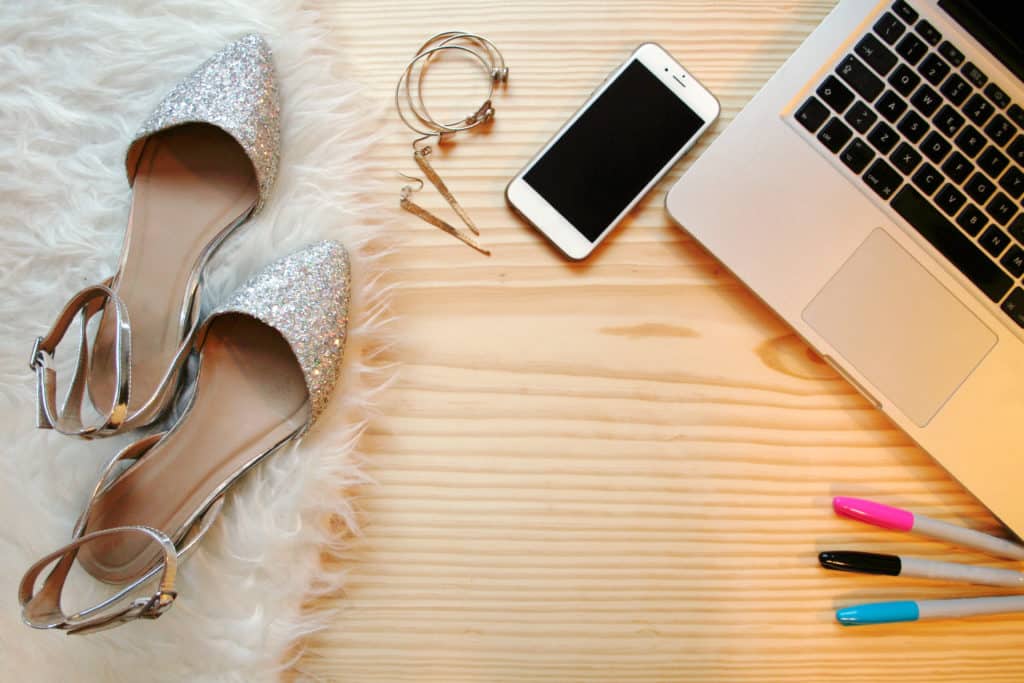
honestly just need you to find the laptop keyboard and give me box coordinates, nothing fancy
[792,0,1024,329]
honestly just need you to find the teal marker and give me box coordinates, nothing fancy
[837,596,1024,625]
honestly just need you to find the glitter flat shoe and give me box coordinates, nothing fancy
[19,241,350,634]
[29,33,281,438]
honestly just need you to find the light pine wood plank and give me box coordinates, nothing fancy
[294,1,1024,680]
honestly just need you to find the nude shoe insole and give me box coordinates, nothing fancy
[77,314,310,584]
[89,124,258,419]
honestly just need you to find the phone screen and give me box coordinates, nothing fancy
[523,59,706,242]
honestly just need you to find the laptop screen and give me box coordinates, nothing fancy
[938,1,1024,83]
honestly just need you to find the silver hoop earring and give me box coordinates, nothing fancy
[395,35,509,256]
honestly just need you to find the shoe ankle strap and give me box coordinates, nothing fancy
[31,282,197,438]
[31,283,131,437]
[18,525,179,635]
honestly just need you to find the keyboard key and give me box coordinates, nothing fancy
[1010,214,1024,243]
[863,158,902,198]
[984,83,1010,109]
[893,0,919,24]
[940,72,972,106]
[797,96,831,134]
[1009,135,1024,165]
[817,117,853,153]
[888,63,921,96]
[844,100,878,134]
[978,146,1009,178]
[962,62,988,88]
[855,33,898,76]
[874,11,906,45]
[837,55,885,102]
[817,75,855,113]
[980,224,1011,256]
[935,183,967,215]
[840,138,876,173]
[1010,104,1024,129]
[965,172,997,203]
[876,90,908,122]
[987,192,1018,226]
[1000,166,1024,199]
[938,40,964,67]
[891,141,923,174]
[867,120,899,153]
[942,150,973,184]
[964,93,995,126]
[956,204,988,236]
[896,33,928,64]
[918,53,950,85]
[1002,288,1024,328]
[922,131,952,163]
[891,185,1013,302]
[912,162,943,195]
[915,19,941,46]
[1002,245,1024,278]
[955,125,986,158]
[984,114,1016,147]
[933,104,965,137]
[897,109,929,143]
[911,84,941,116]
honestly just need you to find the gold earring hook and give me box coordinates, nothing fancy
[398,173,424,200]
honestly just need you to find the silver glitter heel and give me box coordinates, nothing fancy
[19,241,350,634]
[29,33,281,438]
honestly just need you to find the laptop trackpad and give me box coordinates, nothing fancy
[803,229,996,427]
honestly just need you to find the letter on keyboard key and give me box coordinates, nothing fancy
[891,186,1012,302]
[1002,246,1024,278]
[837,55,884,102]
[863,158,902,199]
[867,121,898,154]
[910,84,940,116]
[935,183,967,216]
[888,64,921,96]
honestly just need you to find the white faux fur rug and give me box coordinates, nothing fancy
[0,1,390,679]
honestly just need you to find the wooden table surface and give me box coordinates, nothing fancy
[298,1,1024,680]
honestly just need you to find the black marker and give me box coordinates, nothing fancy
[819,550,1024,587]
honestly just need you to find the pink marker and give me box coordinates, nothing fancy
[833,497,1024,560]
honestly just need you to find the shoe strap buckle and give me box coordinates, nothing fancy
[139,590,177,619]
[28,336,45,371]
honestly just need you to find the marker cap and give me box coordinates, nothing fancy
[836,600,920,626]
[833,496,914,532]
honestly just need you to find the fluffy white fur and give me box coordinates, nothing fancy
[0,1,391,679]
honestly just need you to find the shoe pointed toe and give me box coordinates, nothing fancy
[218,241,351,426]
[126,33,281,211]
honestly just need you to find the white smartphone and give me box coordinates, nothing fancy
[506,43,720,260]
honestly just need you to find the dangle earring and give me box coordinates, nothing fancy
[395,35,509,256]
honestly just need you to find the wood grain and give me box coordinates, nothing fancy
[295,1,1024,680]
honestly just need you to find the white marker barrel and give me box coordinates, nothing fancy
[917,595,1024,620]
[900,557,1024,587]
[913,515,1024,560]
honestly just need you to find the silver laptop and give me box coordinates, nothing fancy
[667,0,1024,532]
